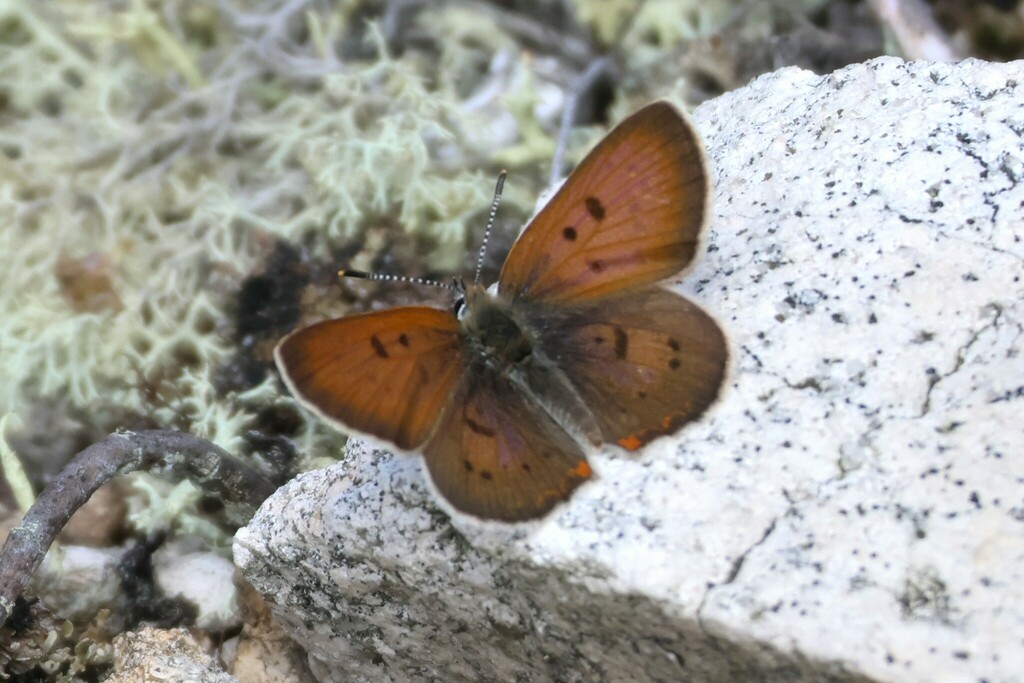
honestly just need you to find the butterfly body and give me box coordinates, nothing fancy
[458,284,605,449]
[276,101,728,522]
[460,284,535,368]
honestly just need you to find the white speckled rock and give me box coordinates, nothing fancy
[34,545,125,623]
[235,57,1024,683]
[153,540,241,632]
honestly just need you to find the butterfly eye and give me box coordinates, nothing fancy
[453,296,467,319]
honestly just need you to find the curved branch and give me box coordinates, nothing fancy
[867,0,964,62]
[0,429,276,628]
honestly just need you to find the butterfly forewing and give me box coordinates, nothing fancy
[275,307,466,450]
[528,287,727,451]
[498,101,709,305]
[422,361,592,522]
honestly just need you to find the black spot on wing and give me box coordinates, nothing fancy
[399,333,410,347]
[613,327,628,360]
[466,417,496,438]
[563,226,577,241]
[585,196,605,220]
[370,335,388,358]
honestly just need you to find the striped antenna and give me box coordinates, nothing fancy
[338,269,457,291]
[474,170,508,284]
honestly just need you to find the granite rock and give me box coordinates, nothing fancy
[153,539,241,632]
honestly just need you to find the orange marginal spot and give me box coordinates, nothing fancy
[662,414,673,429]
[535,487,560,507]
[573,460,592,479]
[618,434,642,451]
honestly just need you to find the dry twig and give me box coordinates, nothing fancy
[549,0,648,185]
[0,429,275,628]
[867,0,965,61]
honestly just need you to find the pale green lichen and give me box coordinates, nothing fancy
[573,0,724,47]
[125,477,225,545]
[0,1,239,447]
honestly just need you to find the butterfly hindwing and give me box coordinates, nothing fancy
[274,307,466,450]
[498,101,709,305]
[422,360,592,521]
[527,287,727,451]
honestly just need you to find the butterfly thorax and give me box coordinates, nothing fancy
[459,285,534,367]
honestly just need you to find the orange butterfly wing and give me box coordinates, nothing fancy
[527,287,727,451]
[274,307,465,450]
[422,360,592,521]
[498,100,709,304]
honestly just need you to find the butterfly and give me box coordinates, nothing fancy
[274,101,728,522]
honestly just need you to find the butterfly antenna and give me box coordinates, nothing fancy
[338,269,457,291]
[474,170,508,285]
